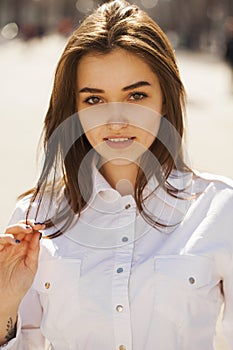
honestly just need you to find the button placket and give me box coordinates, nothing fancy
[119,198,136,246]
[122,196,135,212]
[112,242,133,350]
[111,199,134,349]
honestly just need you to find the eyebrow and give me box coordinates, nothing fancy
[123,81,151,91]
[78,81,151,93]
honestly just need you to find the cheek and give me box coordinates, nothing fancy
[79,112,104,147]
[141,131,156,148]
[84,128,101,148]
[135,117,160,148]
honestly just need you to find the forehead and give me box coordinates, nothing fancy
[76,48,159,88]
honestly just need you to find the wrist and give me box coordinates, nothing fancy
[0,302,19,316]
[0,314,18,346]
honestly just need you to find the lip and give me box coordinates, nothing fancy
[103,136,135,149]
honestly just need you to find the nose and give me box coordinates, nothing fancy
[107,121,128,131]
[106,103,129,130]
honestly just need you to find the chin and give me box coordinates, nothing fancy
[103,157,138,167]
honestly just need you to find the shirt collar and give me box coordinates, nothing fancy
[64,159,194,246]
[143,170,194,233]
[84,154,133,214]
[146,170,193,206]
[87,154,193,221]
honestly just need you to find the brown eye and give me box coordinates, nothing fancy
[129,92,147,101]
[84,96,102,105]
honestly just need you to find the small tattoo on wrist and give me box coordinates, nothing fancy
[4,317,16,342]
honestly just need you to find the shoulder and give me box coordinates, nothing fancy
[193,170,233,192]
[192,171,233,219]
[8,193,51,226]
[7,195,32,225]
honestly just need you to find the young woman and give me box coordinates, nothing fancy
[1,1,233,349]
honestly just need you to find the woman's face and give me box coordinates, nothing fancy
[76,48,163,165]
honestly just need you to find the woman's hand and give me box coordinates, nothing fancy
[0,221,45,305]
[0,221,45,345]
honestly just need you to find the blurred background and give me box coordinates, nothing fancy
[0,1,233,348]
[1,0,233,48]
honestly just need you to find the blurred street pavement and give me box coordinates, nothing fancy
[0,37,233,349]
[177,50,233,180]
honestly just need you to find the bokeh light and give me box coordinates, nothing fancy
[141,0,158,9]
[76,0,94,14]
[1,22,19,40]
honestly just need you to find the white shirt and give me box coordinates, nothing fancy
[2,168,233,350]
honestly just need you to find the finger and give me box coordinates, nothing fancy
[5,224,33,242]
[22,230,42,243]
[19,219,36,227]
[0,234,21,251]
[0,234,19,243]
[24,231,41,270]
[18,220,46,231]
[31,223,46,231]
[5,224,33,235]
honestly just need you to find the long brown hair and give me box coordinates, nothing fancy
[23,0,191,237]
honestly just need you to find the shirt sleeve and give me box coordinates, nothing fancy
[221,254,233,349]
[217,189,233,349]
[7,196,32,226]
[0,284,50,350]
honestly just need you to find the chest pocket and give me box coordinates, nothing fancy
[33,258,82,346]
[153,254,222,327]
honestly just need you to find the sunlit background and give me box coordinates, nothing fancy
[1,0,233,49]
[0,1,233,347]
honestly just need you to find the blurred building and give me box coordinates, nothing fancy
[156,0,233,52]
[0,0,233,50]
[0,0,82,39]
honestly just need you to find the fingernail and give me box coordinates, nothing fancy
[25,225,31,229]
[15,239,20,244]
[39,232,42,240]
[34,222,43,225]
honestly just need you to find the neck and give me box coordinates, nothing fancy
[100,161,138,196]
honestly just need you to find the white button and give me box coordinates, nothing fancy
[44,282,50,289]
[119,345,126,350]
[117,267,123,273]
[116,305,123,312]
[189,277,195,284]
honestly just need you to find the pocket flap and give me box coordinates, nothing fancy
[154,254,213,289]
[33,258,82,293]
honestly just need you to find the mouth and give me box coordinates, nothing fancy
[103,136,135,149]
